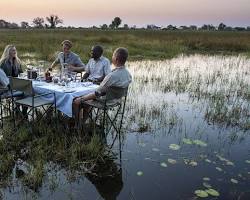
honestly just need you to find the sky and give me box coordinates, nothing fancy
[0,0,249,27]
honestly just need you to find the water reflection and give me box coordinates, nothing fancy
[0,55,250,199]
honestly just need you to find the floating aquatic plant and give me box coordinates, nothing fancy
[231,178,238,184]
[169,144,181,150]
[182,138,193,145]
[167,159,177,164]
[137,171,143,176]
[205,189,220,197]
[193,140,207,147]
[160,162,168,168]
[194,190,208,198]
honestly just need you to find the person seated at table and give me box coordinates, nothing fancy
[81,45,111,84]
[73,47,132,125]
[48,40,85,73]
[0,68,9,90]
[0,45,23,77]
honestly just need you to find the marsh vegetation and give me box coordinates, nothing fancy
[0,30,250,199]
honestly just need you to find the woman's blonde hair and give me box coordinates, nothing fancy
[0,44,21,66]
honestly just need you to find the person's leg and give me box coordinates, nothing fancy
[73,97,81,125]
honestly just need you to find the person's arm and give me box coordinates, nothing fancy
[68,65,85,73]
[80,60,91,81]
[81,72,90,81]
[0,69,9,88]
[0,62,8,76]
[48,54,60,71]
[18,64,23,74]
[104,59,111,76]
[49,60,58,71]
[68,56,85,72]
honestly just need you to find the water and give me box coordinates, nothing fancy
[1,55,250,199]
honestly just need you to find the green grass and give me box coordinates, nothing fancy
[1,29,250,64]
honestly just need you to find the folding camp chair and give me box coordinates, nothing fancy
[81,86,128,138]
[0,86,24,128]
[0,88,9,128]
[9,77,57,128]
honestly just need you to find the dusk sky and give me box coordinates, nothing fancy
[0,0,249,27]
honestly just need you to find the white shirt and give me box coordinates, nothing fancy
[0,68,9,88]
[85,56,111,81]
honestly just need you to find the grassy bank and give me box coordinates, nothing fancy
[0,29,250,64]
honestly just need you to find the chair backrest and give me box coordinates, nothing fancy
[9,77,33,96]
[105,86,128,101]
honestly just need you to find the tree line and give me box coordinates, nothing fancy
[0,15,249,31]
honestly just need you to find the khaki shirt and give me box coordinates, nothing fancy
[96,66,132,96]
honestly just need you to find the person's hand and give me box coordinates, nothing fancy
[67,65,76,72]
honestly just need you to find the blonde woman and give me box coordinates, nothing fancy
[0,45,23,77]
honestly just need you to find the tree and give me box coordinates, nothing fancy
[21,21,30,29]
[46,14,63,28]
[110,17,122,29]
[10,23,19,29]
[190,25,197,30]
[218,23,226,31]
[0,19,9,28]
[166,25,177,30]
[123,24,129,29]
[100,24,108,29]
[32,17,44,28]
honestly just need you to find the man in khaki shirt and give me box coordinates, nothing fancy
[73,47,132,124]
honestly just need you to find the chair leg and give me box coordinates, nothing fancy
[0,98,3,129]
[102,108,106,136]
[118,97,127,134]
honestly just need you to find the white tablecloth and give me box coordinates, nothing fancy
[33,81,99,117]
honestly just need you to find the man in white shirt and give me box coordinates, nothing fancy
[82,45,111,84]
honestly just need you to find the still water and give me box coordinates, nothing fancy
[1,55,250,199]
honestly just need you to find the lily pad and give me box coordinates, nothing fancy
[216,167,223,172]
[205,159,211,163]
[203,182,212,188]
[216,155,227,162]
[245,160,250,164]
[194,190,208,198]
[226,161,234,166]
[193,140,207,147]
[138,143,146,147]
[205,189,220,197]
[152,148,160,152]
[231,178,238,184]
[137,171,143,176]
[189,161,198,167]
[203,177,210,181]
[182,138,193,145]
[160,162,168,168]
[167,159,177,164]
[169,144,181,150]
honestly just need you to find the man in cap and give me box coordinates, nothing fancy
[49,40,85,72]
